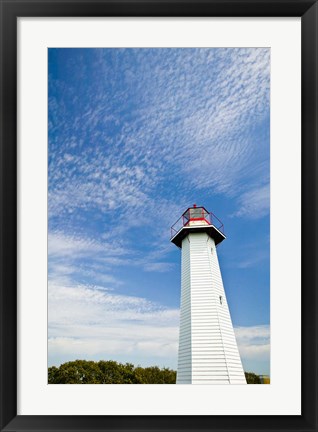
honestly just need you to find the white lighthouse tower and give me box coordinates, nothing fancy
[171,205,246,384]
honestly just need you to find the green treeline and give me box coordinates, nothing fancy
[48,360,261,384]
[48,360,176,384]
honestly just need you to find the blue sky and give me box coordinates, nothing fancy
[48,48,270,375]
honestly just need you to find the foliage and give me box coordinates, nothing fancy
[245,371,261,384]
[48,360,261,384]
[135,366,176,384]
[48,360,176,384]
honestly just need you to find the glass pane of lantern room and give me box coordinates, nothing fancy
[183,210,190,224]
[190,207,203,219]
[202,209,209,220]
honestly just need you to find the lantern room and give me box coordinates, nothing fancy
[182,204,210,227]
[170,204,226,248]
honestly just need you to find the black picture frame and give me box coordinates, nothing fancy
[0,1,317,431]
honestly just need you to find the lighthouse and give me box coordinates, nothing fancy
[171,205,246,384]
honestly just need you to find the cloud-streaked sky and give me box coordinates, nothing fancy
[48,48,270,375]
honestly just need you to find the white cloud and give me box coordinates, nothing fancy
[235,325,270,361]
[143,262,174,272]
[48,231,128,260]
[49,232,103,258]
[48,281,179,366]
[233,184,270,219]
[48,230,175,291]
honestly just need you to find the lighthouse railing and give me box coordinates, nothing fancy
[170,211,225,240]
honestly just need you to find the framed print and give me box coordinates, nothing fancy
[0,1,317,431]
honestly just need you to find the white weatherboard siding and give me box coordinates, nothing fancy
[177,232,246,384]
[177,234,192,383]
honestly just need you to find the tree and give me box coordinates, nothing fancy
[48,360,100,384]
[48,360,176,384]
[245,372,261,384]
[135,366,176,384]
[97,360,142,384]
